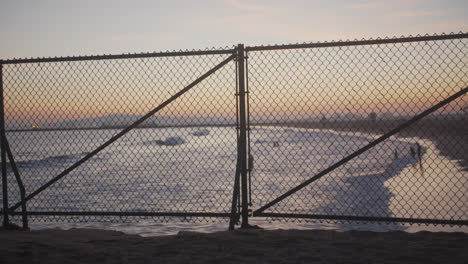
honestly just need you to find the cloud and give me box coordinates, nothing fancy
[110,33,177,43]
[351,0,386,9]
[425,19,468,32]
[224,0,271,12]
[386,9,446,18]
[351,0,434,10]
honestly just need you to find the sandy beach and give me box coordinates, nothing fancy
[1,228,467,263]
[284,118,467,171]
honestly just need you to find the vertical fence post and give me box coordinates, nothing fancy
[237,44,250,228]
[0,62,8,227]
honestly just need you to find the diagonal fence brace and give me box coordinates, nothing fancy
[253,86,468,215]
[9,53,236,212]
[4,136,28,228]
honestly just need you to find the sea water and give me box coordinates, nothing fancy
[3,127,467,236]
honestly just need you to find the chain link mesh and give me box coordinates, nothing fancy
[1,33,467,227]
[2,49,238,223]
[247,35,467,224]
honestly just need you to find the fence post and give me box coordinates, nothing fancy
[0,62,8,227]
[237,44,250,228]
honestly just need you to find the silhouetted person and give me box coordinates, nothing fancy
[410,146,415,158]
[248,155,254,172]
[416,143,422,159]
[416,142,423,172]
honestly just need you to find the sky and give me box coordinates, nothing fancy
[0,0,467,59]
[0,0,466,126]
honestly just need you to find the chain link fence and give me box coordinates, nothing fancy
[1,49,239,224]
[247,34,468,225]
[1,33,467,228]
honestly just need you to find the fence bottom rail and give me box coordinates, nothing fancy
[254,212,468,226]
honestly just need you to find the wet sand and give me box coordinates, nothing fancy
[279,118,467,171]
[1,228,467,264]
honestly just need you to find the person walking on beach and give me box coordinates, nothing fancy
[248,155,254,172]
[416,143,422,160]
[410,146,415,158]
[416,142,423,172]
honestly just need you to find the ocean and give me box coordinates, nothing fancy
[3,126,467,235]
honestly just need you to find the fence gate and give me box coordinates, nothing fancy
[1,47,244,227]
[245,34,468,227]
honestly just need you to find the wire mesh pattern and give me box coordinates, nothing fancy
[1,33,467,227]
[247,34,468,224]
[2,49,238,223]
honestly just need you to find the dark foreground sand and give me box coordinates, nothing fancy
[1,228,467,263]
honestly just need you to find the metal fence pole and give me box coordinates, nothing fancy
[5,139,28,229]
[237,44,249,228]
[228,147,241,230]
[0,62,8,227]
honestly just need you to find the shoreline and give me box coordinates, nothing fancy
[277,118,467,171]
[8,120,465,171]
[1,228,467,263]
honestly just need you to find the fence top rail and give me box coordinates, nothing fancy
[245,32,468,52]
[2,32,467,64]
[1,48,237,65]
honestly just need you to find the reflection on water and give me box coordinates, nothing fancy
[4,127,467,235]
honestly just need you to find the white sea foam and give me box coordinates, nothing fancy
[4,126,467,235]
[192,129,210,137]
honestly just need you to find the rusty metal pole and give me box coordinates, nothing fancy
[0,62,9,227]
[237,44,249,228]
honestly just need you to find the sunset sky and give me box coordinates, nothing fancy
[0,0,467,127]
[0,0,467,59]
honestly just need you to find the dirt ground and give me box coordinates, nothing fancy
[1,228,467,264]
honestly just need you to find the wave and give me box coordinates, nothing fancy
[7,154,77,169]
[192,129,209,137]
[144,137,186,146]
